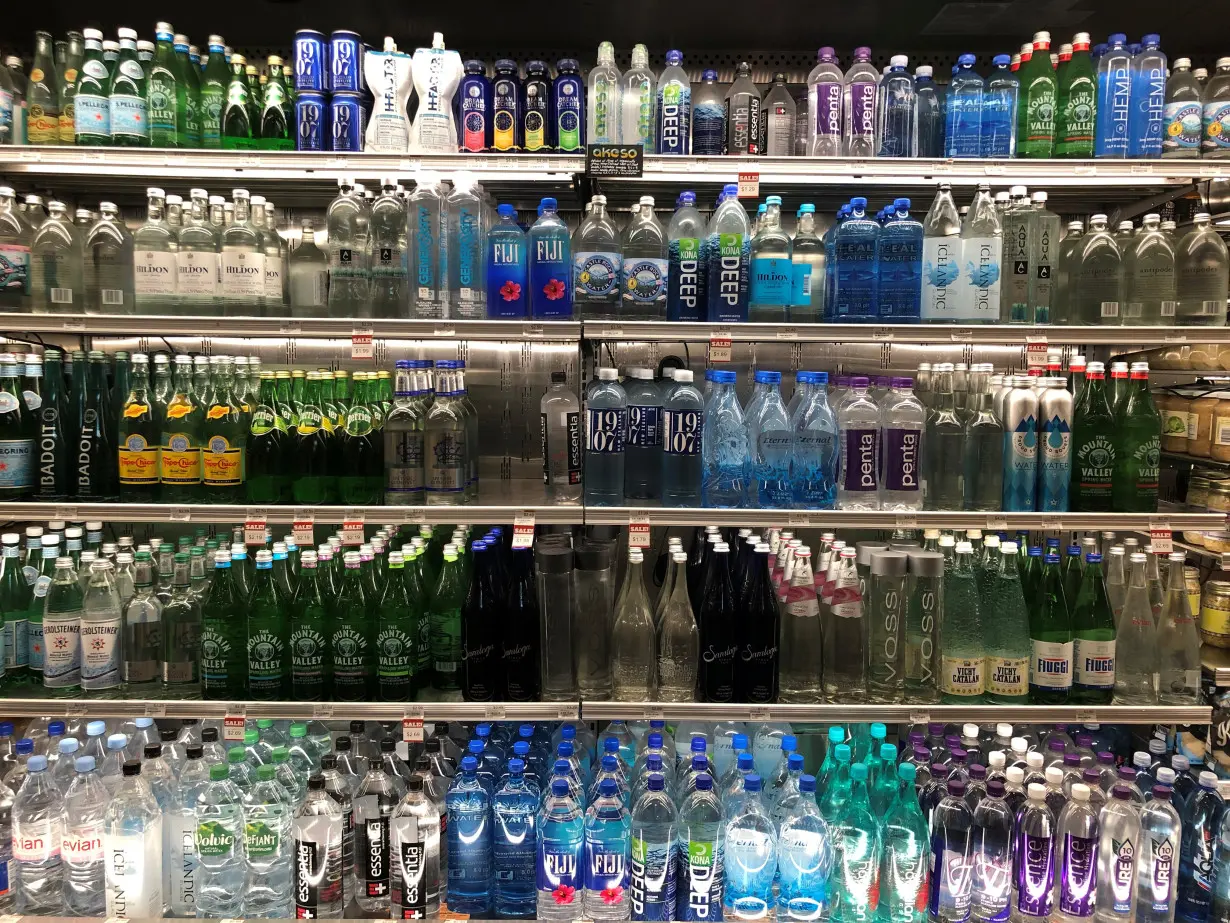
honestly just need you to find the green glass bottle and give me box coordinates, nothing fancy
[26,31,60,144]
[58,30,83,144]
[339,374,382,505]
[73,30,111,146]
[289,369,306,421]
[160,355,203,503]
[1056,33,1096,157]
[405,545,432,692]
[259,55,292,151]
[290,548,329,701]
[147,22,181,147]
[245,65,263,140]
[985,543,1031,705]
[247,372,288,505]
[377,550,417,702]
[0,534,30,687]
[941,541,986,704]
[118,353,160,502]
[331,550,374,701]
[1071,552,1116,704]
[201,356,246,502]
[294,371,334,504]
[271,540,296,608]
[1017,31,1057,158]
[201,548,245,699]
[199,36,228,148]
[1112,363,1162,513]
[246,549,288,700]
[429,543,465,692]
[221,54,254,150]
[1069,361,1117,512]
[108,29,150,147]
[173,34,201,147]
[1029,552,1073,704]
[36,349,71,501]
[0,352,36,499]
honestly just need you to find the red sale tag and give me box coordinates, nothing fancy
[292,518,314,547]
[512,512,535,550]
[223,715,246,741]
[1025,342,1049,370]
[340,518,365,546]
[738,172,760,198]
[709,335,732,363]
[1151,526,1173,555]
[243,514,266,546]
[402,718,424,743]
[629,511,652,548]
[351,327,374,360]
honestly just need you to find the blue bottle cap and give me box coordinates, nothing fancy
[788,753,805,771]
[468,740,484,754]
[647,773,666,792]
[15,739,32,755]
[551,778,571,796]
[851,762,868,781]
[1028,546,1042,557]
[512,741,530,759]
[0,722,11,737]
[599,778,618,797]
[899,763,917,781]
[733,733,749,749]
[48,721,64,735]
[738,753,754,771]
[498,203,516,218]
[722,183,738,195]
[519,724,534,739]
[993,54,1011,66]
[135,718,153,728]
[508,758,525,774]
[782,734,797,750]
[471,540,486,552]
[27,755,47,772]
[1045,553,1060,564]
[602,755,619,772]
[553,759,571,774]
[1086,552,1103,564]
[680,191,696,206]
[757,204,766,215]
[800,203,815,213]
[744,774,762,792]
[835,744,851,761]
[461,755,478,773]
[692,754,708,772]
[828,726,845,743]
[59,738,79,753]
[666,50,683,65]
[540,197,557,210]
[754,370,782,384]
[713,370,737,384]
[881,743,898,761]
[897,198,911,210]
[799,774,817,793]
[1143,34,1160,45]
[696,774,713,791]
[646,754,663,771]
[1047,537,1061,546]
[87,720,106,737]
[870,723,886,739]
[766,195,782,206]
[75,755,96,772]
[561,725,576,740]
[813,371,829,384]
[1109,33,1127,44]
[1067,545,1081,555]
[647,732,662,748]
[851,196,868,208]
[958,53,976,66]
[703,69,718,80]
[604,737,620,753]
[691,736,707,752]
[558,741,574,757]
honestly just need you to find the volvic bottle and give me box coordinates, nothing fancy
[704,185,751,323]
[667,192,705,321]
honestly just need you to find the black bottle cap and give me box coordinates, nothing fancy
[380,737,396,752]
[187,745,203,760]
[144,744,161,759]
[160,728,178,742]
[122,759,141,776]
[335,736,351,751]
[202,727,218,742]
[308,777,325,790]
[350,720,365,733]
[320,754,337,770]
[407,776,424,792]
[425,738,441,753]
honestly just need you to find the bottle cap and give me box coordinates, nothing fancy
[1045,766,1064,784]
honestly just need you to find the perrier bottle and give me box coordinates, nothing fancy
[339,372,382,505]
[221,54,255,150]
[1113,362,1162,513]
[200,548,244,699]
[293,370,333,504]
[332,550,374,701]
[259,56,292,151]
[247,372,290,505]
[1069,360,1116,512]
[160,354,202,504]
[0,353,35,500]
[201,356,246,502]
[117,353,160,502]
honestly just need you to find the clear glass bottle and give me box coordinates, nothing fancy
[1157,551,1201,703]
[83,203,134,315]
[1073,214,1125,324]
[250,196,286,315]
[0,186,30,312]
[288,219,328,317]
[656,551,698,702]
[1176,212,1229,326]
[219,188,263,315]
[611,548,656,701]
[324,179,369,317]
[573,194,622,321]
[369,178,407,318]
[30,200,83,313]
[749,195,792,323]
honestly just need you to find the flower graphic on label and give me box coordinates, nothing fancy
[91,636,105,651]
[544,279,566,301]
[500,280,522,302]
[600,887,623,905]
[552,885,576,905]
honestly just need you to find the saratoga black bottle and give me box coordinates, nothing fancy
[737,544,780,703]
[698,541,737,702]
[686,526,710,609]
[34,349,70,499]
[501,546,540,702]
[460,540,502,701]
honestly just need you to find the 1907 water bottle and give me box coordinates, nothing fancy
[624,369,662,502]
[586,368,627,507]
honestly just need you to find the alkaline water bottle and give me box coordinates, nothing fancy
[1128,35,1167,158]
[722,775,777,919]
[702,370,749,508]
[844,47,879,156]
[623,368,662,502]
[655,50,690,155]
[1097,785,1141,921]
[749,371,791,508]
[447,756,493,914]
[724,63,762,155]
[585,369,627,507]
[661,370,703,507]
[667,192,705,321]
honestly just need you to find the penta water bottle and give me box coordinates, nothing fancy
[585,368,627,507]
[879,376,925,511]
[837,377,881,510]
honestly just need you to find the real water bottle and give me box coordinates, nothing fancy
[692,71,725,156]
[947,54,985,157]
[661,369,704,507]
[705,184,751,323]
[837,377,880,509]
[1096,35,1132,157]
[983,55,1020,156]
[195,762,245,917]
[667,192,705,321]
[878,199,923,320]
[1128,35,1167,157]
[585,777,631,920]
[63,754,106,915]
[723,774,778,919]
[1138,785,1181,923]
[807,47,844,156]
[831,197,879,321]
[844,47,879,156]
[586,368,627,507]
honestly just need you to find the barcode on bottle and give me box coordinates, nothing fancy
[1100,301,1119,318]
[1161,301,1177,317]
[50,288,72,304]
[101,289,124,306]
[1202,300,1223,315]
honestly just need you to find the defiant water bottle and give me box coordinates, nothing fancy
[585,368,627,507]
[877,56,918,157]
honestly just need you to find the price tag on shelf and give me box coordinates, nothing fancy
[628,511,652,548]
[485,703,508,720]
[986,517,1008,531]
[643,705,665,721]
[950,329,973,341]
[895,514,918,529]
[737,172,760,198]
[1150,522,1174,554]
[787,513,814,527]
[55,505,79,521]
[340,512,366,546]
[748,708,772,723]
[434,326,456,338]
[292,512,315,548]
[1074,710,1098,724]
[143,702,166,718]
[312,703,334,720]
[871,327,894,341]
[1040,517,1063,532]
[168,506,191,522]
[909,711,931,726]
[557,704,580,720]
[64,702,88,718]
[512,512,536,550]
[351,330,374,360]
[709,334,732,363]
[402,717,425,743]
[244,512,267,546]
[223,712,247,741]
[1025,341,1049,370]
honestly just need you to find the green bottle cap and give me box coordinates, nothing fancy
[289,723,307,738]
[271,747,289,764]
[227,746,246,763]
[210,763,229,780]
[257,719,273,729]
[244,729,258,744]
[257,764,275,781]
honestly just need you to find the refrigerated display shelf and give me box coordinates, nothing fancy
[1203,645,1230,686]
[0,698,580,721]
[1162,450,1230,469]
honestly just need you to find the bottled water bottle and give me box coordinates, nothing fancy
[921,184,965,321]
[620,44,655,149]
[1177,770,1221,923]
[1097,784,1142,922]
[624,368,662,502]
[1163,58,1203,158]
[831,196,879,320]
[13,754,63,914]
[844,47,879,156]
[947,54,985,157]
[807,47,844,156]
[723,774,777,918]
[587,42,620,145]
[1128,35,1167,157]
[241,764,291,916]
[960,184,1004,322]
[777,774,832,920]
[701,369,749,508]
[324,180,369,316]
[446,174,487,320]
[877,56,917,156]
[792,372,838,509]
[585,368,627,507]
[1096,35,1132,157]
[704,184,751,323]
[493,758,538,917]
[104,760,163,917]
[1055,783,1099,923]
[1176,214,1230,326]
[982,55,1020,157]
[621,196,668,320]
[661,370,704,507]
[63,754,106,915]
[667,192,706,322]
[930,777,974,923]
[916,66,945,157]
[1015,783,1056,921]
[573,195,621,320]
[749,196,792,322]
[749,370,792,508]
[167,744,208,916]
[1138,785,1181,923]
[971,779,1014,922]
[408,175,446,319]
[878,199,923,320]
[879,377,925,510]
[630,773,677,919]
[447,755,493,914]
[539,777,584,919]
[655,51,690,155]
[294,776,346,919]
[790,205,824,321]
[691,71,725,155]
[541,372,582,503]
[195,762,245,916]
[837,377,880,510]
[584,777,631,919]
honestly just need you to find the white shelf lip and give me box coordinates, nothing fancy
[0,148,1219,186]
[0,501,583,525]
[0,313,582,340]
[0,697,580,721]
[585,508,1225,530]
[581,701,1211,724]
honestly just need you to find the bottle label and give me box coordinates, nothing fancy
[294,837,333,917]
[1073,433,1115,503]
[493,78,519,151]
[790,262,812,306]
[247,628,285,696]
[630,834,676,921]
[692,101,724,155]
[881,427,921,494]
[538,837,583,907]
[200,623,237,693]
[1016,833,1053,917]
[74,92,109,137]
[264,259,283,303]
[750,256,792,305]
[331,625,372,692]
[1109,836,1136,913]
[627,404,661,449]
[623,257,668,305]
[160,433,202,485]
[986,655,1028,698]
[921,237,963,319]
[962,236,1002,316]
[0,243,30,296]
[574,251,620,298]
[134,249,177,298]
[1002,416,1038,511]
[220,250,266,299]
[290,625,326,689]
[244,814,282,859]
[80,615,121,690]
[841,427,879,492]
[487,237,526,317]
[14,819,61,862]
[176,250,218,297]
[359,815,390,898]
[555,77,581,151]
[708,232,748,323]
[1059,833,1096,917]
[584,840,629,911]
[393,831,427,918]
[1165,101,1202,151]
[1029,639,1072,689]
[109,94,149,140]
[197,819,237,859]
[118,432,159,485]
[1146,834,1176,914]
[523,97,547,151]
[1204,102,1230,152]
[28,617,44,672]
[63,823,104,865]
[0,439,34,492]
[930,833,973,922]
[815,81,842,138]
[850,81,877,141]
[587,407,626,454]
[386,429,425,494]
[42,615,80,688]
[424,431,465,493]
[1062,81,1096,144]
[1037,411,1071,512]
[657,82,690,155]
[940,656,984,697]
[662,408,702,456]
[1073,638,1115,688]
[3,618,27,671]
[458,83,488,152]
[377,626,414,689]
[202,434,244,486]
[970,844,1010,922]
[678,838,721,922]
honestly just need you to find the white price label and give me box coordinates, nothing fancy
[512,512,535,550]
[244,514,267,546]
[351,332,374,360]
[1025,342,1049,369]
[143,702,166,718]
[628,512,652,548]
[485,703,507,720]
[402,717,424,743]
[950,329,973,341]
[748,708,772,723]
[55,505,79,521]
[871,327,894,341]
[1151,525,1174,554]
[168,507,191,522]
[312,703,334,719]
[895,514,919,529]
[293,515,315,547]
[986,517,1008,531]
[340,514,365,546]
[738,172,760,198]
[223,714,246,741]
[709,335,732,363]
[909,711,931,725]
[643,705,665,721]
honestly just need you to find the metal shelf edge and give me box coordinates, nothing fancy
[580,702,1211,724]
[585,509,1225,529]
[0,698,580,721]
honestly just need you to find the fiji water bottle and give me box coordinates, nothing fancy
[585,368,627,507]
[538,778,584,920]
[528,198,572,319]
[1128,35,1167,157]
[583,778,631,920]
[487,204,527,318]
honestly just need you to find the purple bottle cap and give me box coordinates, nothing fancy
[914,745,931,761]
[892,376,915,388]
[1112,784,1133,800]
[931,762,949,777]
[836,375,851,387]
[986,779,1006,797]
[1152,785,1172,800]
[945,734,962,747]
[1082,768,1101,785]
[1117,766,1137,780]
[1097,751,1115,765]
[1076,733,1093,746]
[855,46,872,60]
[909,730,926,745]
[818,46,836,62]
[850,376,870,388]
[950,748,968,765]
[946,777,967,796]
[1048,739,1067,753]
[970,764,986,780]
[1063,753,1081,767]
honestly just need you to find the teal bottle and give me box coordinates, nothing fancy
[1070,552,1116,704]
[869,743,899,815]
[877,763,929,923]
[246,549,288,700]
[200,548,245,699]
[817,726,846,793]
[831,763,881,923]
[819,743,852,820]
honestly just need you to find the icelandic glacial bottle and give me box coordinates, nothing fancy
[921,185,965,322]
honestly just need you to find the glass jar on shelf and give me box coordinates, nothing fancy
[1201,569,1230,648]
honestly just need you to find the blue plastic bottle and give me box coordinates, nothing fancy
[704,184,751,324]
[493,758,539,918]
[1179,769,1223,923]
[722,774,778,919]
[584,777,631,920]
[1128,34,1167,157]
[982,55,1020,157]
[528,197,573,319]
[1095,34,1132,157]
[691,70,726,156]
[584,368,627,507]
[702,370,750,508]
[748,371,792,509]
[677,772,724,922]
[661,369,704,507]
[915,66,945,157]
[946,54,985,157]
[447,755,494,914]
[877,56,918,157]
[655,50,691,155]
[792,371,838,510]
[629,773,678,920]
[487,204,527,318]
[831,197,880,322]
[876,198,923,321]
[538,777,585,920]
[667,192,706,322]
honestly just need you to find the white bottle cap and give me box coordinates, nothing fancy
[597,368,619,381]
[988,751,1006,769]
[998,724,1014,739]
[674,370,693,383]
[628,367,653,380]
[1007,766,1024,785]
[963,724,979,739]
[1176,57,1191,69]
[1027,782,1046,800]
[916,65,932,77]
[1026,751,1044,769]
[1071,783,1090,802]
[890,54,908,67]
[1045,766,1064,785]
[1157,767,1177,784]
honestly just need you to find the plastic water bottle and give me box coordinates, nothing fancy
[776,774,831,920]
[960,184,1004,322]
[584,777,631,919]
[676,772,723,921]
[1015,782,1056,921]
[587,42,620,145]
[702,369,750,509]
[103,760,163,918]
[667,192,706,322]
[661,369,704,507]
[877,199,923,320]
[1138,785,1181,923]
[528,197,573,319]
[921,185,965,321]
[879,377,925,510]
[493,758,538,917]
[629,773,677,920]
[1128,35,1167,157]
[168,744,209,916]
[878,56,917,156]
[1178,770,1222,923]
[792,371,838,509]
[62,754,106,915]
[831,197,879,320]
[195,762,246,917]
[407,175,445,318]
[723,774,777,918]
[620,44,655,149]
[539,777,585,919]
[704,184,751,323]
[624,368,662,502]
[929,777,974,922]
[447,755,493,914]
[655,50,690,155]
[749,371,792,508]
[946,54,985,157]
[1055,782,1099,923]
[585,368,627,507]
[837,377,881,510]
[970,778,1013,921]
[13,753,63,914]
[807,47,844,156]
[294,776,346,919]
[574,194,622,320]
[915,66,944,157]
[982,55,1020,156]
[844,47,879,156]
[241,764,291,917]
[1097,784,1142,922]
[1096,35,1132,157]
[621,196,668,320]
[486,204,528,319]
[691,71,725,156]
[1162,58,1203,158]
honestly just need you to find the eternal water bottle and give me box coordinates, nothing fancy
[792,371,838,509]
[701,369,749,508]
[921,185,965,321]
[946,54,985,157]
[723,774,777,919]
[1096,35,1132,157]
[661,369,704,507]
[586,368,627,507]
[667,192,705,322]
[749,370,792,508]
[1128,35,1167,158]
[528,197,573,319]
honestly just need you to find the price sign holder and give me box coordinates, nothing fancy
[1025,341,1049,370]
[512,512,536,550]
[402,717,425,743]
[629,512,652,548]
[351,328,374,360]
[738,172,760,198]
[292,513,315,548]
[244,513,267,546]
[1150,523,1174,554]
[223,709,247,741]
[585,144,644,177]
[709,334,733,363]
